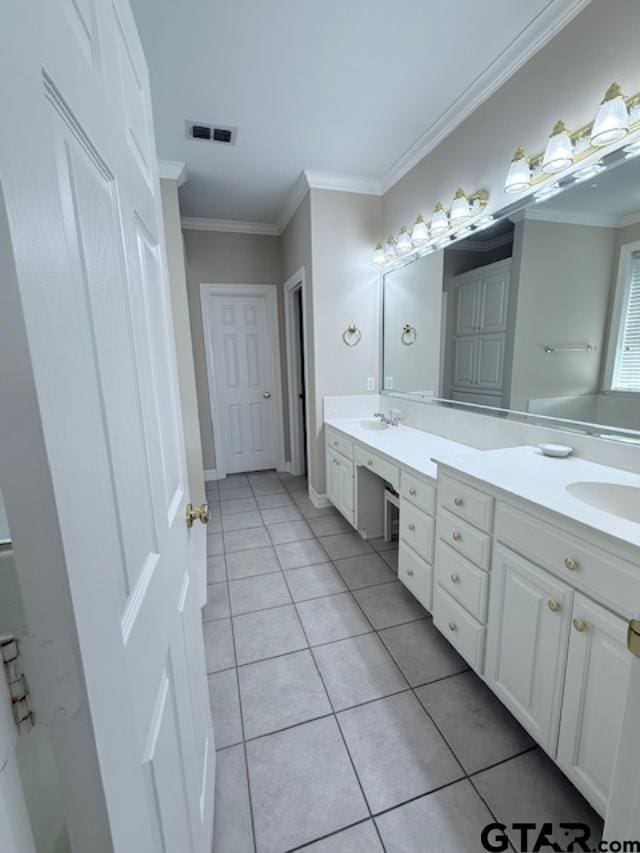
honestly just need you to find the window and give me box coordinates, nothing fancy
[611,248,640,392]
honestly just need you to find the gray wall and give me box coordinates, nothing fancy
[183,230,284,471]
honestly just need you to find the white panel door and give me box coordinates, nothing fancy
[455,281,479,335]
[0,3,214,851]
[486,546,573,753]
[557,595,632,816]
[205,288,280,474]
[478,272,510,333]
[326,448,340,507]
[336,455,355,522]
[476,334,505,390]
[453,339,476,388]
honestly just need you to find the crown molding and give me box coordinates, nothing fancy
[277,172,310,234]
[158,159,188,187]
[521,207,621,228]
[379,0,591,194]
[303,170,381,196]
[619,209,640,228]
[455,231,514,252]
[181,217,280,236]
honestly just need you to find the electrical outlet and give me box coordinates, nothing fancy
[385,376,394,390]
[366,377,375,391]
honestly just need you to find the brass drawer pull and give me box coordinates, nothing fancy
[409,488,417,496]
[548,599,560,613]
[564,557,578,571]
[573,618,588,632]
[450,573,460,584]
[407,568,415,577]
[454,497,464,507]
[448,621,457,632]
[452,531,461,542]
[367,459,373,466]
[408,523,415,531]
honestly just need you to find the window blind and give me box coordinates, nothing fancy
[613,250,640,391]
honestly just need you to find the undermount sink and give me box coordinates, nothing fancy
[567,481,640,524]
[357,420,389,431]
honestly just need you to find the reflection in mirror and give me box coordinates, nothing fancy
[382,153,640,439]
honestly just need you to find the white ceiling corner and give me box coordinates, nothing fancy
[158,159,188,187]
[181,217,280,236]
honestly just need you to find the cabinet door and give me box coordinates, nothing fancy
[557,595,632,817]
[325,447,339,507]
[475,334,505,391]
[453,338,476,388]
[486,546,573,753]
[456,281,479,335]
[336,455,354,522]
[478,272,509,333]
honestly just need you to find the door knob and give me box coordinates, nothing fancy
[262,391,272,399]
[186,503,209,528]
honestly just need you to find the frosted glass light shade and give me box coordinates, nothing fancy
[450,189,471,225]
[505,148,531,193]
[542,121,573,174]
[372,242,385,266]
[384,236,397,260]
[397,226,412,254]
[411,215,429,244]
[430,203,449,236]
[591,83,629,147]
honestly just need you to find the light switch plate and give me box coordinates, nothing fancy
[367,377,375,391]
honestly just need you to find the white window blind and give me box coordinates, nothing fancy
[612,250,640,391]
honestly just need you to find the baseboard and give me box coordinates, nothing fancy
[277,460,292,474]
[204,468,219,482]
[309,486,331,508]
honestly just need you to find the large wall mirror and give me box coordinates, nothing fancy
[382,152,640,441]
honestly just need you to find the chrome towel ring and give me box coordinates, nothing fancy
[401,324,417,345]
[342,324,362,347]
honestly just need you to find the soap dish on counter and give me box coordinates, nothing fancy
[538,443,573,458]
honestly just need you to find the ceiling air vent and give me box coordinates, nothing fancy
[186,120,237,145]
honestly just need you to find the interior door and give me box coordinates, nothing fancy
[453,338,476,388]
[476,334,505,391]
[0,2,214,851]
[204,288,280,474]
[455,281,479,335]
[478,271,510,333]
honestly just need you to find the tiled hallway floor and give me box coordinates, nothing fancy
[204,471,603,853]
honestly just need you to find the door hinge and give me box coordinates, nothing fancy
[0,633,35,735]
[628,619,640,659]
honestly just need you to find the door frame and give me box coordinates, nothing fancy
[200,283,286,479]
[284,267,311,477]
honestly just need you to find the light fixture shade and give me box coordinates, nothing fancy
[384,236,397,260]
[450,188,471,225]
[430,202,449,236]
[591,83,629,147]
[397,226,412,254]
[372,242,385,266]
[504,148,531,193]
[542,121,573,174]
[411,214,429,244]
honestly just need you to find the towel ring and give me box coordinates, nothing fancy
[342,324,362,347]
[401,324,417,345]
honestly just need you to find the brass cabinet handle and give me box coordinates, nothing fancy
[564,557,579,571]
[573,618,588,632]
[407,568,415,577]
[408,523,415,531]
[451,573,460,584]
[367,459,373,466]
[186,503,209,528]
[548,599,560,613]
[454,497,464,507]
[448,621,457,632]
[452,531,461,542]
[409,488,417,496]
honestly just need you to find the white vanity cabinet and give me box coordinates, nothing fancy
[398,470,437,612]
[432,465,638,818]
[325,428,355,524]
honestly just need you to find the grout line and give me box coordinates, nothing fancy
[285,817,380,853]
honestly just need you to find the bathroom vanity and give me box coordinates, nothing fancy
[324,416,640,821]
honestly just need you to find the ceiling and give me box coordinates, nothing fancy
[130,0,588,226]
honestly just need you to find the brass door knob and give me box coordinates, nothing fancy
[186,503,209,528]
[451,573,460,584]
[564,557,578,571]
[409,488,417,496]
[454,497,464,507]
[448,621,457,632]
[452,531,461,542]
[573,618,588,632]
[548,599,560,613]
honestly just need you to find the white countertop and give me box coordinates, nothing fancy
[433,445,640,551]
[325,418,474,480]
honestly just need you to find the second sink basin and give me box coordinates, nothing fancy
[567,481,640,524]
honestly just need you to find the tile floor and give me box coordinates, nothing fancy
[204,470,603,853]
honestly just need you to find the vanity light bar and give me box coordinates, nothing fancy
[504,82,640,195]
[372,188,490,269]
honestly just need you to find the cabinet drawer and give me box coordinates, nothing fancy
[435,540,489,623]
[326,428,353,460]
[438,508,491,570]
[433,585,485,672]
[399,541,432,612]
[438,474,494,532]
[495,502,640,617]
[355,445,400,490]
[400,470,436,516]
[400,499,435,563]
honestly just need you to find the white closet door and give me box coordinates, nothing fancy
[478,272,509,333]
[453,339,477,388]
[455,281,479,335]
[476,335,505,390]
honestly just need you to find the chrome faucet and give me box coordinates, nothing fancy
[374,412,399,426]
